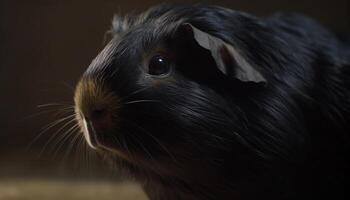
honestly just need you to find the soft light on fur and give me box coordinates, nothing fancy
[73,4,350,200]
[74,77,120,148]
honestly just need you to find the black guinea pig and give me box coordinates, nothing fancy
[73,4,350,200]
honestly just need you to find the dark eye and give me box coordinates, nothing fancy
[148,55,171,76]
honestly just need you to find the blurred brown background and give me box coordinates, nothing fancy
[0,0,349,199]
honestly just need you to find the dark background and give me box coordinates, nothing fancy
[0,0,349,177]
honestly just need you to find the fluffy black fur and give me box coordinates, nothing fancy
[77,4,350,200]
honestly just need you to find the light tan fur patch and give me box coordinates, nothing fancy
[74,77,120,148]
[74,77,119,119]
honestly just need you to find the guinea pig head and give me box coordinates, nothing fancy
[74,16,267,176]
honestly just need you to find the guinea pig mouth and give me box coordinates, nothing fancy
[78,114,132,161]
[74,105,114,147]
[81,116,99,149]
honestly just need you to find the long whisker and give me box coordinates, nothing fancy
[59,125,81,161]
[37,103,74,108]
[117,134,133,159]
[58,127,84,172]
[28,114,76,150]
[124,99,160,105]
[109,134,123,150]
[142,129,179,164]
[41,114,76,133]
[49,117,79,149]
[82,135,96,173]
[52,124,80,158]
[70,133,86,171]
[119,87,152,102]
[112,133,146,168]
[123,118,179,164]
[22,106,74,123]
[129,132,154,161]
[38,115,77,156]
[83,139,89,171]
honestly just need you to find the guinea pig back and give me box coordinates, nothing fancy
[73,4,350,200]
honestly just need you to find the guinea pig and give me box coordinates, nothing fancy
[73,4,350,200]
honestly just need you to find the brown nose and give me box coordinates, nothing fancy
[86,107,113,133]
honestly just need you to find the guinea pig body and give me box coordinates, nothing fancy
[74,4,350,200]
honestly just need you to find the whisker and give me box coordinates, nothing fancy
[51,108,76,118]
[22,109,68,121]
[109,134,123,150]
[116,134,133,160]
[37,116,77,157]
[60,125,81,161]
[28,114,76,150]
[82,135,94,172]
[119,87,152,102]
[142,129,178,164]
[22,105,74,123]
[59,128,83,173]
[50,117,79,146]
[70,134,86,171]
[83,138,89,171]
[83,138,98,174]
[126,130,155,161]
[43,114,76,130]
[37,103,74,108]
[51,124,80,158]
[123,118,179,164]
[124,99,160,105]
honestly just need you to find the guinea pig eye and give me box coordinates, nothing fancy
[148,55,171,76]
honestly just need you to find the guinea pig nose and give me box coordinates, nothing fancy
[91,107,106,120]
[87,107,113,132]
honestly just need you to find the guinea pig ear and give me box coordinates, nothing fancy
[182,23,266,84]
